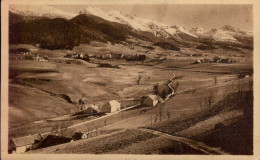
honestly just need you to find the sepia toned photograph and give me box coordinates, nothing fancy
[2,1,258,158]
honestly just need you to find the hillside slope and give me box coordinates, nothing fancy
[9,12,157,50]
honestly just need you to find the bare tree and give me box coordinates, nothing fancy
[161,90,167,100]
[159,104,164,122]
[214,76,217,85]
[59,121,70,137]
[50,121,70,136]
[173,81,180,92]
[121,112,124,120]
[154,107,158,123]
[205,91,216,109]
[167,110,171,119]
[192,82,196,89]
[95,126,98,136]
[150,114,153,125]
[238,79,243,99]
[137,73,142,85]
[153,83,159,95]
[50,122,60,135]
[199,98,205,110]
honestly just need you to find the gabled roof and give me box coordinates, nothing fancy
[147,94,159,101]
[37,135,71,149]
[11,134,42,147]
[85,104,100,112]
[108,100,120,106]
[72,132,87,140]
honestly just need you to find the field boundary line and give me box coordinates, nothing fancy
[138,128,229,155]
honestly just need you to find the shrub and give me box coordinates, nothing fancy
[9,48,30,54]
[154,41,180,51]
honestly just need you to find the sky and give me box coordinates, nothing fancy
[53,4,253,31]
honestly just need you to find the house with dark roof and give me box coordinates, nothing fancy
[84,104,100,114]
[71,132,88,141]
[36,134,71,149]
[9,134,42,153]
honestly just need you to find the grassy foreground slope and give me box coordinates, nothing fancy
[30,129,206,154]
[147,84,253,154]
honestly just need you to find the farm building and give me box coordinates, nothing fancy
[141,94,159,107]
[36,135,71,149]
[100,100,121,113]
[112,53,124,59]
[33,54,40,61]
[101,54,112,59]
[33,54,48,61]
[77,53,84,59]
[71,132,88,141]
[9,134,43,153]
[120,98,140,109]
[83,104,100,114]
[195,59,202,64]
[29,48,38,52]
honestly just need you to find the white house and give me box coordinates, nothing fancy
[100,100,121,113]
[142,94,159,107]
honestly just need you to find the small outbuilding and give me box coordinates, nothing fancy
[141,94,159,107]
[194,59,202,64]
[71,132,88,141]
[101,54,112,59]
[100,100,121,113]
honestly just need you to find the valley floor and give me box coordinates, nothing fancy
[8,43,253,154]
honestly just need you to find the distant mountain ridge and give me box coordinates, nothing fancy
[9,5,77,19]
[9,5,253,51]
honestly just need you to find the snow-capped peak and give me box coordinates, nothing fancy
[9,5,77,19]
[79,7,197,38]
[81,6,114,21]
[189,25,252,43]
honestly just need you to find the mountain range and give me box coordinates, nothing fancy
[9,5,253,50]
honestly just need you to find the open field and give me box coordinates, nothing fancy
[8,41,253,154]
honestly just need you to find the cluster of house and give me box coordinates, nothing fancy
[78,92,168,115]
[9,94,165,154]
[11,52,48,61]
[78,100,125,115]
[98,63,120,69]
[9,77,175,153]
[64,52,146,62]
[195,57,236,64]
[33,54,49,61]
[64,53,90,61]
[9,130,103,154]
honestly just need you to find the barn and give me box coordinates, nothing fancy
[36,135,71,149]
[142,94,159,107]
[9,134,43,153]
[100,100,121,113]
[120,98,140,109]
